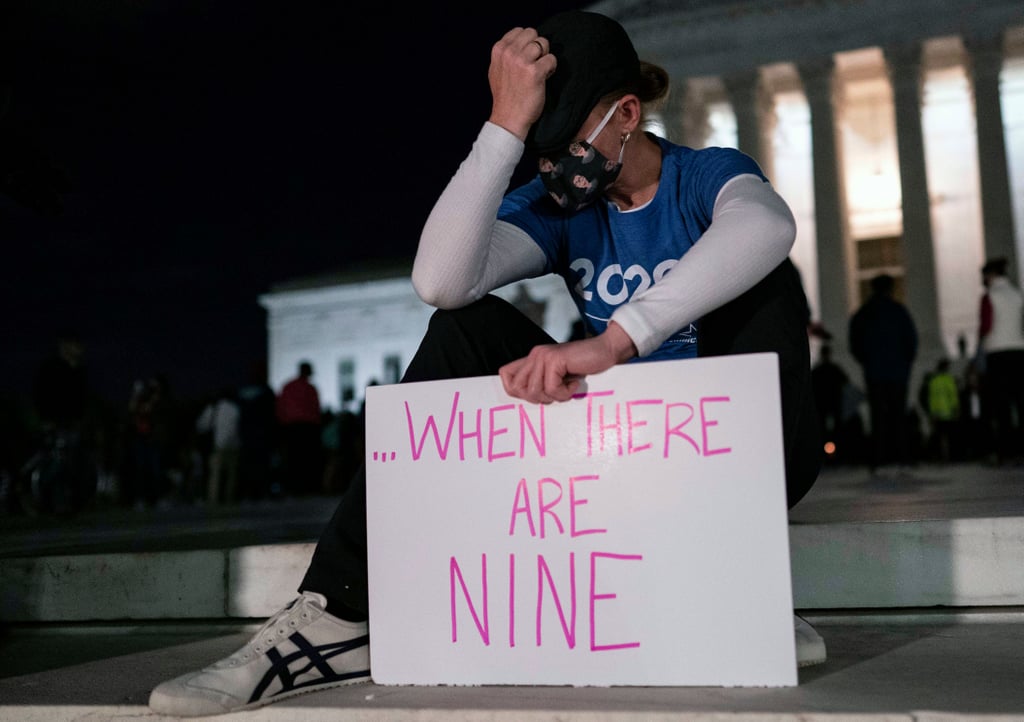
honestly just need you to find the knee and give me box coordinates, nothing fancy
[426,295,512,334]
[430,294,506,321]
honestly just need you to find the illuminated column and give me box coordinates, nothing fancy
[723,68,776,178]
[656,79,686,144]
[965,33,1018,279]
[885,42,944,362]
[677,78,712,149]
[797,57,853,347]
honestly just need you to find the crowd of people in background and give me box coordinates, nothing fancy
[814,257,1024,471]
[0,355,368,518]
[3,257,1023,519]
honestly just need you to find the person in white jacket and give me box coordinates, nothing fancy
[978,257,1024,463]
[149,10,824,716]
[195,389,241,504]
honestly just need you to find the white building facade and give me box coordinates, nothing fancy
[259,268,580,413]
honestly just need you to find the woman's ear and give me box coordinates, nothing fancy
[618,94,642,135]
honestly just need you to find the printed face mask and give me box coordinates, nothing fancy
[538,102,626,212]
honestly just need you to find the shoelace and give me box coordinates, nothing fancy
[229,594,321,664]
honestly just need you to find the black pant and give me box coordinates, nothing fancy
[865,381,910,468]
[985,349,1024,461]
[300,261,822,614]
[281,423,323,495]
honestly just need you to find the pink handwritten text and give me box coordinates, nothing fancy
[405,392,547,462]
[577,390,733,458]
[449,551,642,650]
[508,474,607,538]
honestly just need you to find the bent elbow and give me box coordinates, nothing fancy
[770,204,798,257]
[411,267,468,310]
[411,270,446,308]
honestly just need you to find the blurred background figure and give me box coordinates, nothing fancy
[849,273,919,473]
[275,360,323,496]
[812,344,848,463]
[977,257,1024,466]
[236,360,278,500]
[123,376,168,509]
[25,330,96,515]
[320,408,360,496]
[812,344,866,466]
[958,361,989,462]
[924,358,960,463]
[950,333,972,383]
[196,387,241,504]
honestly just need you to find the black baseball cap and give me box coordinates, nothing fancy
[526,10,641,156]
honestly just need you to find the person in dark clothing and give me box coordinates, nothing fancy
[124,375,169,508]
[275,361,323,496]
[811,344,849,463]
[848,273,918,471]
[28,331,95,514]
[33,333,88,430]
[236,362,278,500]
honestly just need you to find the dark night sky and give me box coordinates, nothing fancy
[0,1,589,407]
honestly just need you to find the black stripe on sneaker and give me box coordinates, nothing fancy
[249,632,370,703]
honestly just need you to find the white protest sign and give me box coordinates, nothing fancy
[365,353,796,687]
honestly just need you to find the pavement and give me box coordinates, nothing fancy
[0,491,337,560]
[1,460,1023,720]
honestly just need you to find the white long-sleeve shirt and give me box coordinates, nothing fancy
[413,122,795,358]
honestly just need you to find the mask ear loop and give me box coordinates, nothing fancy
[585,101,620,144]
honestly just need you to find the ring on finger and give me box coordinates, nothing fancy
[532,39,545,56]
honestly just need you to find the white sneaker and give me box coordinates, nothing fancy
[794,614,827,667]
[149,591,370,716]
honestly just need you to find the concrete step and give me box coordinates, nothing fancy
[2,464,1023,719]
[2,610,1024,720]
[3,461,1024,623]
[3,514,1024,624]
